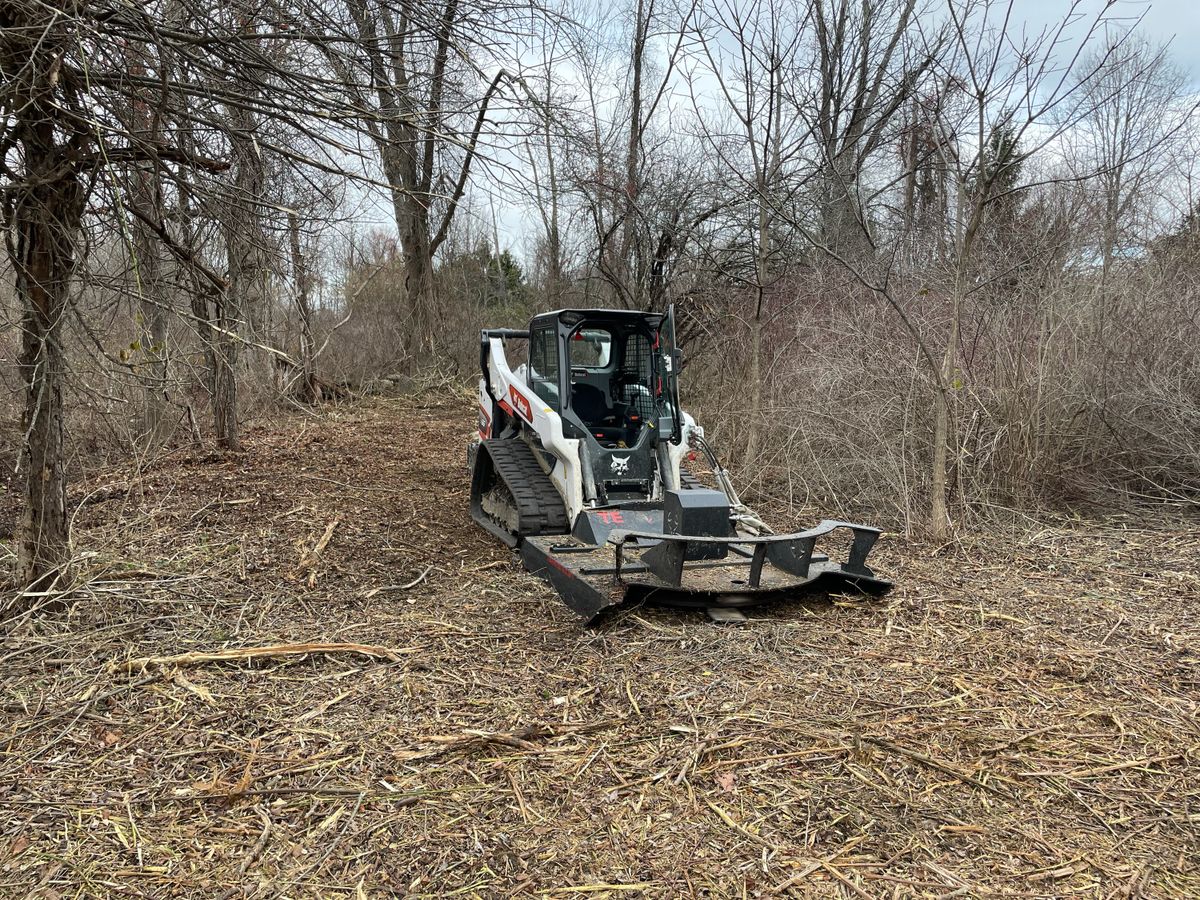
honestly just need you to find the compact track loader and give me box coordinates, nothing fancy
[469,307,891,622]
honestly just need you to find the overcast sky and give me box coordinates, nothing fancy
[345,0,1200,260]
[1011,0,1200,85]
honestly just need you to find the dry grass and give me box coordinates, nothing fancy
[1,394,1197,898]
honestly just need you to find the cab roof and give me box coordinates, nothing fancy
[530,308,665,329]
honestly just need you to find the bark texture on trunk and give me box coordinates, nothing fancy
[126,60,172,447]
[744,315,764,464]
[11,126,85,594]
[211,290,242,450]
[931,180,981,541]
[398,190,436,359]
[132,168,171,445]
[3,0,87,598]
[215,104,265,450]
[822,159,873,259]
[288,212,318,403]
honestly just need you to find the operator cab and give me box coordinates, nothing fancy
[527,309,676,448]
[526,308,682,501]
[566,325,655,447]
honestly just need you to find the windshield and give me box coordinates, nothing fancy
[570,328,612,369]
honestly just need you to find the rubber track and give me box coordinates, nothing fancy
[482,439,570,537]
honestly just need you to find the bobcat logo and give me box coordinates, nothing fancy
[610,455,631,475]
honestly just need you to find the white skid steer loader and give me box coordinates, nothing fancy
[468,306,891,622]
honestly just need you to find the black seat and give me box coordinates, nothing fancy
[571,383,608,421]
[571,383,625,444]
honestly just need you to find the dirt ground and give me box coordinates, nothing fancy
[1,395,1198,899]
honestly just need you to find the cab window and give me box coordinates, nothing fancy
[528,326,560,408]
[569,328,613,370]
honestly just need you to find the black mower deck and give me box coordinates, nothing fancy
[521,519,891,622]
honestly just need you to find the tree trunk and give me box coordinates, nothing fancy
[215,103,265,450]
[930,347,952,541]
[288,212,318,403]
[823,158,872,258]
[378,138,435,368]
[398,195,436,359]
[212,289,242,450]
[745,144,775,466]
[175,163,222,446]
[537,106,565,302]
[901,97,919,262]
[11,133,84,595]
[932,183,978,541]
[931,262,969,542]
[620,0,646,307]
[744,315,764,464]
[132,168,171,446]
[126,59,172,448]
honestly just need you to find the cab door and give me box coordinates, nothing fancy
[527,323,561,410]
[658,305,683,443]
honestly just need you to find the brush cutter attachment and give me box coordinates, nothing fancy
[520,514,889,622]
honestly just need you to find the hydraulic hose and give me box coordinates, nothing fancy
[690,433,774,536]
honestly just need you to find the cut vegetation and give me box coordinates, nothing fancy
[2,396,1196,897]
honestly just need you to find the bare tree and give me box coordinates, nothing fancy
[897,0,1131,537]
[1067,34,1191,284]
[724,0,1139,537]
[801,0,932,257]
[215,102,267,451]
[0,0,442,596]
[0,1,85,592]
[514,15,574,304]
[570,0,701,308]
[314,0,511,360]
[897,90,953,264]
[281,177,343,403]
[689,0,810,460]
[122,58,173,447]
[287,213,317,403]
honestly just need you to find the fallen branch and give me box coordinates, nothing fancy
[770,836,866,892]
[310,520,339,557]
[108,642,410,674]
[396,724,557,761]
[862,735,1014,798]
[237,805,272,876]
[1064,753,1184,780]
[820,861,875,899]
[297,519,340,587]
[363,565,434,598]
[704,798,781,852]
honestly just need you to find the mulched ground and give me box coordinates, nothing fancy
[1,393,1198,898]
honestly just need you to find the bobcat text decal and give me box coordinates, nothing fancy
[509,385,533,423]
